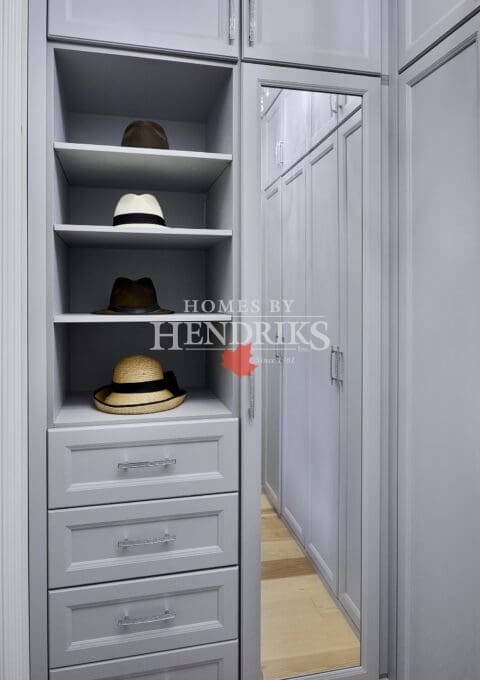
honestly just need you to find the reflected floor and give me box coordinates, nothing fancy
[261,493,360,680]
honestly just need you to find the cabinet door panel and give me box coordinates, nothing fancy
[281,164,308,542]
[262,182,282,510]
[311,93,338,149]
[262,93,284,190]
[338,112,363,629]
[306,136,340,591]
[283,90,309,172]
[398,23,480,680]
[398,0,480,68]
[49,0,240,59]
[244,0,381,73]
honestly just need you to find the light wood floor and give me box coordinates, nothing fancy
[261,493,360,680]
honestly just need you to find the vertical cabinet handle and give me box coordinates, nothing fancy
[330,94,338,115]
[229,0,236,42]
[330,346,337,384]
[249,0,257,45]
[248,372,255,421]
[330,347,344,386]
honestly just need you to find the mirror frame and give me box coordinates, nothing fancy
[240,63,382,680]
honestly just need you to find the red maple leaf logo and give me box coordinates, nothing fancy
[222,343,258,377]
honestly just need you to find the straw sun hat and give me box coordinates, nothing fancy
[113,193,168,228]
[93,355,187,415]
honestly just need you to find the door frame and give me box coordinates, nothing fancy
[241,63,382,680]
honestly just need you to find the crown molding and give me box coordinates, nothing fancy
[0,0,29,677]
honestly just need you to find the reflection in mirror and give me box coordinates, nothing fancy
[260,87,363,679]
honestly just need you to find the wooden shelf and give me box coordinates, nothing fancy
[54,389,233,427]
[54,224,233,250]
[54,313,231,324]
[54,142,232,191]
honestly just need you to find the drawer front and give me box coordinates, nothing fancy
[49,494,238,587]
[49,568,238,668]
[48,419,238,508]
[49,641,238,679]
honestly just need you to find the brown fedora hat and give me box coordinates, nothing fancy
[121,120,169,149]
[94,277,173,315]
[93,355,187,415]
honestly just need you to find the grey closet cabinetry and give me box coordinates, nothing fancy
[243,0,382,72]
[398,0,480,68]
[306,133,341,594]
[397,17,480,680]
[48,0,240,59]
[281,162,308,542]
[262,181,282,511]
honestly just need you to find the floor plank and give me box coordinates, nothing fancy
[261,493,360,680]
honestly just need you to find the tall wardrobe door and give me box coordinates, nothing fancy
[306,134,340,592]
[398,23,480,680]
[281,163,308,542]
[262,182,283,511]
[243,0,382,73]
[338,111,363,629]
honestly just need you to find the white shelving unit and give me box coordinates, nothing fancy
[54,225,233,249]
[54,142,232,191]
[54,388,232,427]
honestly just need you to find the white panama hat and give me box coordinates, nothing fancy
[113,193,168,229]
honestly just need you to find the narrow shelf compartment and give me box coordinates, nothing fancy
[54,313,232,324]
[54,388,233,427]
[54,225,233,250]
[54,142,232,191]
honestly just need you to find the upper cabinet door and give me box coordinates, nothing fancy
[243,0,382,72]
[398,0,480,68]
[48,0,240,59]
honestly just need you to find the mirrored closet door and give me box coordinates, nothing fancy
[260,86,363,680]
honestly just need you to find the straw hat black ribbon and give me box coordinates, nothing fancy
[113,212,166,227]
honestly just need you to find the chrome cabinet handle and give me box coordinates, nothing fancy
[330,93,338,115]
[117,610,176,628]
[118,534,176,550]
[249,0,257,45]
[229,0,236,42]
[248,373,255,422]
[118,459,176,471]
[330,346,337,384]
[336,349,344,385]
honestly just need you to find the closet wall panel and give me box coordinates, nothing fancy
[398,21,480,680]
[398,0,480,68]
[281,163,308,542]
[306,136,340,591]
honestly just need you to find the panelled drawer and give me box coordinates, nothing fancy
[49,641,238,679]
[49,494,238,587]
[49,567,238,668]
[48,418,238,508]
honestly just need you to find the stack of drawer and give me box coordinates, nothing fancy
[47,418,239,679]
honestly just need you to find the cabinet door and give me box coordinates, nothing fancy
[48,0,240,59]
[337,95,362,125]
[283,89,310,172]
[281,163,308,543]
[398,21,480,680]
[262,182,283,511]
[261,93,284,190]
[398,0,480,68]
[306,134,340,592]
[311,93,338,149]
[243,0,382,73]
[338,111,363,629]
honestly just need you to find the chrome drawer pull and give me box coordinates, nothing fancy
[117,610,176,628]
[118,459,176,471]
[118,534,176,550]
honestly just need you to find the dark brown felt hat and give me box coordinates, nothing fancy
[121,120,170,149]
[94,277,173,315]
